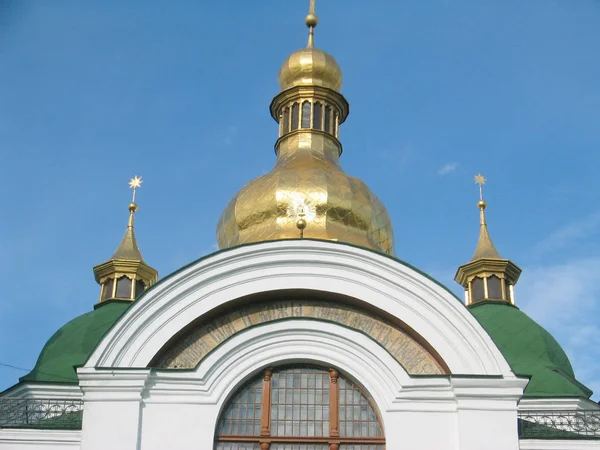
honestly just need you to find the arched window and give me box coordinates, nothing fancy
[282,108,290,134]
[301,101,311,128]
[313,102,323,130]
[334,113,339,137]
[102,278,114,301]
[324,106,332,134]
[471,277,484,302]
[291,103,300,131]
[135,279,146,298]
[487,275,502,299]
[215,366,384,450]
[115,276,132,299]
[504,280,511,302]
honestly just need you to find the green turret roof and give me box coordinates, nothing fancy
[19,301,131,383]
[470,302,592,398]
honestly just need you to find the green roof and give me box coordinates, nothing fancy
[470,302,592,398]
[19,301,131,383]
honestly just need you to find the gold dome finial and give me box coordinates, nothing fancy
[93,176,158,306]
[277,0,343,91]
[472,174,501,260]
[306,0,318,48]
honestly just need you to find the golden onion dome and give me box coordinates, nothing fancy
[278,47,343,92]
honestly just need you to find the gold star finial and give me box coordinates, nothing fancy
[129,175,143,203]
[305,0,318,48]
[474,173,486,200]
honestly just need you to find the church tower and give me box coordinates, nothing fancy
[93,176,158,305]
[216,0,395,255]
[454,174,522,306]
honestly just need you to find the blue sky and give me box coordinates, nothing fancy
[1,0,599,399]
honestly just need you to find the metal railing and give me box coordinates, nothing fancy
[0,398,83,430]
[518,409,600,439]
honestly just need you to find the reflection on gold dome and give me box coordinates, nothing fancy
[216,2,395,255]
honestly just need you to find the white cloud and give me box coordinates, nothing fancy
[518,257,600,400]
[534,212,600,256]
[437,162,458,175]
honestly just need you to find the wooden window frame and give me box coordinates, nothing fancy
[215,366,386,450]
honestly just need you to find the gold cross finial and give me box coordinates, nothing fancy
[129,175,143,203]
[306,0,318,48]
[474,173,486,201]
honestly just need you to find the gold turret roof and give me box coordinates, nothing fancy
[471,199,501,260]
[111,202,145,261]
[216,1,395,254]
[93,176,158,305]
[455,174,521,306]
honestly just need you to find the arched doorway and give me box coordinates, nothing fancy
[214,365,385,450]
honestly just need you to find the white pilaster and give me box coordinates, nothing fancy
[78,368,150,450]
[453,377,527,450]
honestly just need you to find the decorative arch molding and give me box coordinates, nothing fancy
[145,321,432,412]
[85,240,512,377]
[152,298,446,375]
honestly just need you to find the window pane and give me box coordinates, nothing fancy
[270,367,330,438]
[215,366,385,449]
[271,445,328,450]
[115,276,132,299]
[324,106,331,133]
[216,377,262,436]
[338,376,382,438]
[313,103,323,130]
[487,275,502,299]
[102,279,114,301]
[214,444,261,450]
[471,277,484,302]
[301,101,311,128]
[291,103,299,130]
[505,280,511,301]
[135,280,145,298]
[283,108,290,134]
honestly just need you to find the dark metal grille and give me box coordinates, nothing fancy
[518,410,600,439]
[0,398,83,430]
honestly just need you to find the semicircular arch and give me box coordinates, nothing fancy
[151,295,447,375]
[86,240,512,377]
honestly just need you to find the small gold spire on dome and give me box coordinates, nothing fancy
[472,174,501,260]
[455,174,521,307]
[93,176,158,307]
[111,176,144,261]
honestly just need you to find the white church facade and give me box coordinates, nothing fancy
[1,3,599,450]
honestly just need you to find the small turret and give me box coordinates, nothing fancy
[93,176,158,306]
[455,174,521,306]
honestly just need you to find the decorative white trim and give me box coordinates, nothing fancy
[86,240,512,377]
[519,440,600,449]
[519,397,600,411]
[1,383,82,400]
[0,429,80,447]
